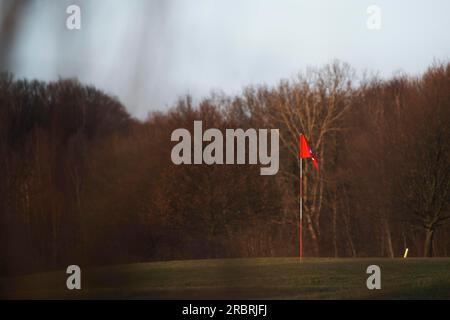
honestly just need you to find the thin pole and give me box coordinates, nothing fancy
[299,150,303,260]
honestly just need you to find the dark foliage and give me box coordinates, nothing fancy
[0,63,449,276]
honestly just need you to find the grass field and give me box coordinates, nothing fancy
[1,258,450,299]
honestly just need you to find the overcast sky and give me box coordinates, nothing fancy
[6,0,450,119]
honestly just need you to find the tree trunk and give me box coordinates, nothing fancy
[424,229,434,257]
[332,193,338,257]
[342,191,356,257]
[384,219,394,258]
[306,214,320,256]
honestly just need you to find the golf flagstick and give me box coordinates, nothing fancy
[299,154,303,260]
[298,133,319,260]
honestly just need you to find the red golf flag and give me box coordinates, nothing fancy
[299,134,319,170]
[300,134,311,158]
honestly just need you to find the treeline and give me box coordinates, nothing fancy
[0,62,449,276]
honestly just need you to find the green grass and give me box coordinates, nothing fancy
[1,258,450,299]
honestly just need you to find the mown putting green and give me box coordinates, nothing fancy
[1,258,449,299]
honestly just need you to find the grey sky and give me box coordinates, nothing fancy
[6,0,450,119]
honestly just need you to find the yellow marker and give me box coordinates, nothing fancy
[403,248,409,258]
